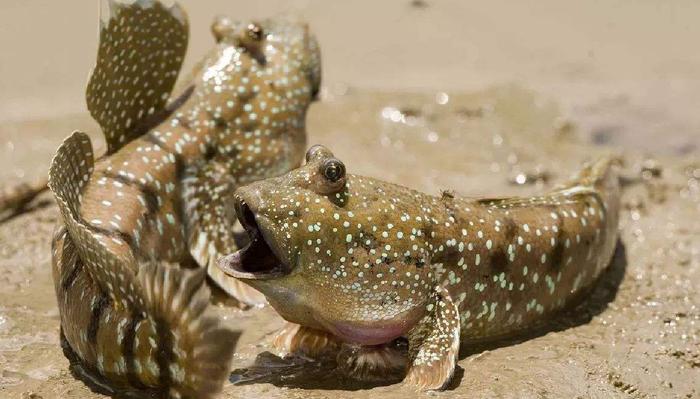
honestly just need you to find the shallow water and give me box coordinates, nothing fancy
[0,86,698,398]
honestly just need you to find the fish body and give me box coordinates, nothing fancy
[49,1,320,397]
[220,145,621,390]
[81,12,319,304]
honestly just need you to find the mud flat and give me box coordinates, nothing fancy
[0,86,697,398]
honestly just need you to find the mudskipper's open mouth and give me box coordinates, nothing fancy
[218,197,287,280]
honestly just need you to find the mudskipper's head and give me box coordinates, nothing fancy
[196,16,322,182]
[210,16,321,100]
[218,146,436,345]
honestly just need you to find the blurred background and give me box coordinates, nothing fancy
[0,2,698,398]
[1,0,698,154]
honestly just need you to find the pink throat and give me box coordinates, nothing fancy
[322,319,413,346]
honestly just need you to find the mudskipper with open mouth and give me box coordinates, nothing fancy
[220,144,621,390]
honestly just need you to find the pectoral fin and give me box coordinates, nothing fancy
[337,343,407,382]
[404,286,461,391]
[272,322,340,358]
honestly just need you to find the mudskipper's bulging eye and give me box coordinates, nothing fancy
[321,159,345,182]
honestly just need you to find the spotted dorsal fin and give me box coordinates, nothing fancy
[86,0,189,154]
[50,132,237,396]
[48,131,141,309]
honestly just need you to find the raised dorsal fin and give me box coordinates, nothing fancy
[48,131,141,308]
[86,0,189,154]
[50,132,238,396]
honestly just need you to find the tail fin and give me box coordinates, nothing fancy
[557,156,621,219]
[50,132,237,397]
[554,156,622,272]
[137,262,237,398]
[565,156,622,191]
[87,0,190,154]
[554,155,621,201]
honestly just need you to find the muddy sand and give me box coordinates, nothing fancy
[1,1,699,398]
[1,87,698,398]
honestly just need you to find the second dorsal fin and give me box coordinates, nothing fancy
[86,0,189,154]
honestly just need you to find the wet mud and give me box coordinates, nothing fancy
[1,86,698,398]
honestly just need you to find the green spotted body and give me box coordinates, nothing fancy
[325,179,620,340]
[220,146,621,390]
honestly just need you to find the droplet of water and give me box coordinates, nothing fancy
[492,134,503,146]
[435,92,449,105]
[426,131,439,143]
[381,106,407,123]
